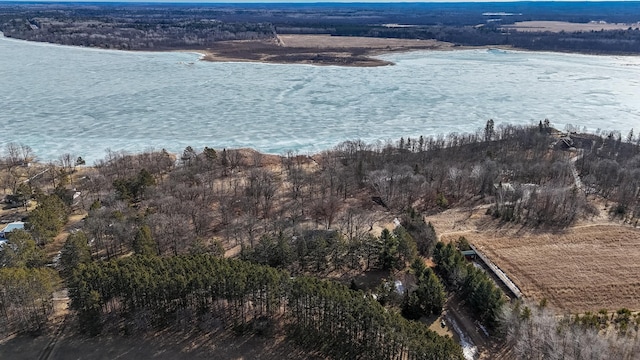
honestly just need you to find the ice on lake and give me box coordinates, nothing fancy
[1,34,639,163]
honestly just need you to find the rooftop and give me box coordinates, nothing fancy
[0,221,25,237]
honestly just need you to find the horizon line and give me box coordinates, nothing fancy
[4,0,640,3]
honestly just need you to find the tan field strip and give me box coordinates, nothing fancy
[277,34,450,50]
[427,207,640,313]
[463,225,640,313]
[503,21,640,33]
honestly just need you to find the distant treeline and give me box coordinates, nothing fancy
[2,3,640,53]
[3,2,640,28]
[0,5,275,50]
[277,23,640,55]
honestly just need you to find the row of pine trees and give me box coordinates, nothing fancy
[69,254,464,359]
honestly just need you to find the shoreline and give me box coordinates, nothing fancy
[3,32,639,68]
[0,32,452,67]
[2,33,639,164]
[199,51,395,68]
[193,45,640,68]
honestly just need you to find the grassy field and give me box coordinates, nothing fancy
[503,21,640,33]
[471,225,640,313]
[201,35,453,67]
[428,206,640,313]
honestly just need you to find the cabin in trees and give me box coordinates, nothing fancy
[557,135,576,150]
[493,182,515,193]
[0,221,25,247]
[461,248,477,260]
[0,221,25,240]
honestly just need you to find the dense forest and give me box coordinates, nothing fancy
[1,121,639,357]
[0,4,276,50]
[1,2,640,54]
[68,254,463,359]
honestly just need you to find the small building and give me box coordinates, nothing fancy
[461,249,477,260]
[493,182,515,192]
[0,221,25,239]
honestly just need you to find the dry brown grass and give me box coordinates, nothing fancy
[503,21,640,33]
[427,207,640,313]
[45,213,86,259]
[278,34,449,51]
[200,35,453,67]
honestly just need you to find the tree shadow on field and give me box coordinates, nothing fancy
[50,330,322,360]
[2,315,325,360]
[0,333,51,360]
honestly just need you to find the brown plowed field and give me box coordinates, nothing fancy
[427,207,640,313]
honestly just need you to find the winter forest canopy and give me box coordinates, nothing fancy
[1,121,639,358]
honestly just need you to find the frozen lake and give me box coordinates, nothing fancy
[1,34,639,163]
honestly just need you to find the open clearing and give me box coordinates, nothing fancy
[502,21,640,33]
[277,34,449,51]
[427,206,640,313]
